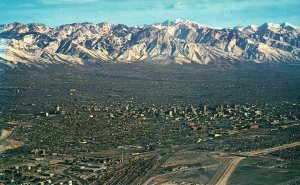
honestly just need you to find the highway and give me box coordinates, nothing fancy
[240,142,300,157]
[98,142,300,185]
[214,142,300,185]
[214,156,245,185]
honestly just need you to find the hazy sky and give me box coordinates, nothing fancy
[0,0,299,28]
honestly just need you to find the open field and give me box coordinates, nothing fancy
[141,143,300,185]
[229,146,300,185]
[227,145,300,185]
[141,149,231,185]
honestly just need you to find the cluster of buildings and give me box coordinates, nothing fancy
[1,100,299,184]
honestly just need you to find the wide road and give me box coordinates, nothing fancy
[215,156,245,185]
[215,142,300,185]
[240,142,300,157]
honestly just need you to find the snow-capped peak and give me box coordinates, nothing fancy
[280,22,297,29]
[245,25,258,30]
[259,23,284,31]
[174,18,189,24]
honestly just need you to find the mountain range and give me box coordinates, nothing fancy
[0,19,299,67]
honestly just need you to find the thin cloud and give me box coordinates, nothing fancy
[166,1,186,10]
[18,3,35,7]
[40,0,97,4]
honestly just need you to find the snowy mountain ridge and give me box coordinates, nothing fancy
[0,20,299,67]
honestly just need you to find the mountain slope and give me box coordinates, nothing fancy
[0,20,299,67]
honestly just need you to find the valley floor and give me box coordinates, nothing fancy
[0,63,299,184]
